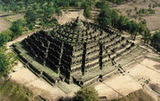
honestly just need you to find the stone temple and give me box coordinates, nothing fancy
[13,17,146,87]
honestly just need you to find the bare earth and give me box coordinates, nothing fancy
[0,18,11,32]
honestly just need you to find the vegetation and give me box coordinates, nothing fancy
[0,20,25,47]
[106,0,131,4]
[83,7,92,19]
[0,0,96,11]
[0,47,17,77]
[0,0,97,29]
[73,87,99,101]
[136,8,155,15]
[10,19,25,38]
[151,31,160,51]
[0,30,12,46]
[0,80,42,101]
[0,49,9,77]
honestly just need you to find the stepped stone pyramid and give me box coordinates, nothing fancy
[13,17,146,86]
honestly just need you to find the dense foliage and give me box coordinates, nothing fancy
[0,50,9,77]
[0,0,96,11]
[0,20,25,47]
[0,30,12,46]
[0,80,42,101]
[10,20,24,38]
[151,31,160,51]
[0,0,97,29]
[0,47,17,77]
[83,7,92,18]
[73,87,99,101]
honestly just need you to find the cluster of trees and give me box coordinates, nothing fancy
[0,20,25,47]
[0,0,97,28]
[0,0,96,11]
[97,4,150,40]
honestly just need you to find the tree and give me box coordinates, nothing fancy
[95,1,106,9]
[0,50,9,77]
[10,20,24,39]
[55,0,69,7]
[144,32,151,44]
[24,10,38,30]
[115,15,128,31]
[73,87,99,101]
[97,8,113,26]
[151,31,160,51]
[0,30,12,46]
[83,7,92,19]
[127,21,139,40]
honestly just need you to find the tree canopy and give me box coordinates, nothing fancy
[151,31,160,51]
[0,49,9,77]
[73,87,99,101]
[10,20,24,38]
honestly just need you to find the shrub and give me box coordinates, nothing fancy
[10,20,24,39]
[0,30,12,46]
